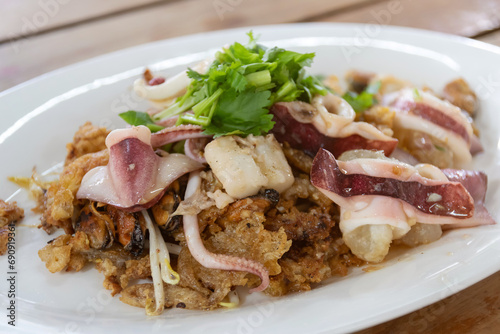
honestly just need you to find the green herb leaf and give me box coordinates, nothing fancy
[154,33,327,137]
[204,89,273,137]
[342,81,381,113]
[119,111,164,132]
[413,88,422,101]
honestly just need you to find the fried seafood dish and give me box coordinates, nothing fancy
[4,33,496,315]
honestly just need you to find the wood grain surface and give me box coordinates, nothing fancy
[319,0,500,37]
[479,29,500,46]
[0,0,377,90]
[0,0,169,40]
[1,1,500,333]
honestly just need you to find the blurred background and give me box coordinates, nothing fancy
[1,0,500,333]
[1,0,500,92]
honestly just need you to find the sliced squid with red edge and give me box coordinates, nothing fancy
[383,88,480,166]
[270,94,398,157]
[77,126,203,211]
[310,148,495,262]
[150,124,212,148]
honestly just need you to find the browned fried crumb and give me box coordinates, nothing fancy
[38,231,91,272]
[96,258,124,295]
[442,78,477,116]
[120,283,211,310]
[0,200,24,255]
[65,122,109,166]
[176,248,248,309]
[263,174,365,296]
[359,105,395,137]
[95,257,131,296]
[41,150,109,234]
[282,142,313,173]
[38,231,147,295]
[143,68,154,83]
[0,200,24,228]
[85,249,148,295]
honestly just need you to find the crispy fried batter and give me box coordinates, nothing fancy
[262,175,365,296]
[8,172,49,214]
[43,122,109,234]
[282,174,332,208]
[0,230,12,256]
[360,105,395,137]
[120,283,211,310]
[95,251,150,296]
[0,200,24,255]
[122,256,152,286]
[38,231,91,273]
[282,143,313,174]
[0,200,24,228]
[265,205,334,241]
[65,122,109,166]
[177,248,248,308]
[443,78,477,116]
[266,235,364,296]
[96,258,124,295]
[212,197,291,276]
[42,150,109,234]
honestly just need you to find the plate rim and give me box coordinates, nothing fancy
[1,22,500,334]
[3,22,500,98]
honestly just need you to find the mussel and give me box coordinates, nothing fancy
[106,206,146,257]
[151,191,182,235]
[75,203,114,250]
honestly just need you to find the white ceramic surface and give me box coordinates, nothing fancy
[1,23,499,334]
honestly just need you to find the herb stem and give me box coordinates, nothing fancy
[154,96,197,121]
[193,88,223,117]
[245,70,271,87]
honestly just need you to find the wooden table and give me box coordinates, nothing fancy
[1,0,500,332]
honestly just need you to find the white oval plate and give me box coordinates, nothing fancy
[1,23,499,334]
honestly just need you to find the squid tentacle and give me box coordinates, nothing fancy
[182,171,270,292]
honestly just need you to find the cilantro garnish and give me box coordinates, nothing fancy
[148,32,327,137]
[342,80,381,113]
[119,110,164,132]
[413,88,423,101]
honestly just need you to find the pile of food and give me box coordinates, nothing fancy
[1,33,495,315]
